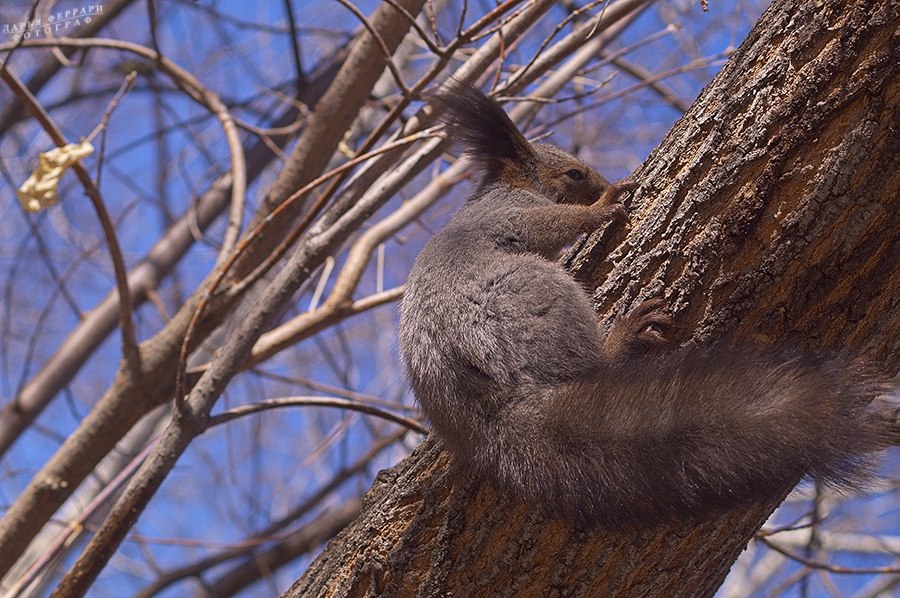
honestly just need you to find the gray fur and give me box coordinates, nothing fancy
[398,81,887,528]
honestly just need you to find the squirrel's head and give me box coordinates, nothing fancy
[530,143,611,205]
[430,79,611,205]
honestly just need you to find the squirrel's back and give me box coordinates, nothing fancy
[399,80,891,528]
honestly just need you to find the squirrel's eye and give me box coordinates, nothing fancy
[565,169,585,181]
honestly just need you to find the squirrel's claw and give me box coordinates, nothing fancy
[602,178,639,201]
[604,298,675,359]
[608,203,630,225]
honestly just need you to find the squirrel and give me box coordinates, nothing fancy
[398,79,890,528]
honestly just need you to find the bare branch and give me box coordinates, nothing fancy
[206,396,426,434]
[0,36,248,266]
[1,67,140,370]
[757,537,900,575]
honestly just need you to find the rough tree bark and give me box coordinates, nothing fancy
[286,1,898,596]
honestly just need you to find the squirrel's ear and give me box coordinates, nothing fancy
[430,79,535,169]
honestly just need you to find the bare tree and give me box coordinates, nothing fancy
[0,0,895,596]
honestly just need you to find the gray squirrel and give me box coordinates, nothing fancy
[398,79,889,528]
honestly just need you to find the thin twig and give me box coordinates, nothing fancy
[173,129,440,413]
[333,0,411,95]
[7,436,161,597]
[543,52,728,128]
[85,72,139,144]
[0,37,248,269]
[89,72,139,190]
[497,0,652,96]
[1,67,140,370]
[0,0,39,78]
[282,0,306,85]
[147,0,162,61]
[504,0,607,91]
[133,430,404,597]
[206,396,426,433]
[382,0,443,54]
[243,150,469,364]
[248,286,406,366]
[757,537,900,575]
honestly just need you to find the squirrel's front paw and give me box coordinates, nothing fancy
[596,178,638,205]
[593,179,637,226]
[603,298,675,360]
[603,203,629,225]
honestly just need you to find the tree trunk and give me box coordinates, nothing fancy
[286,0,898,596]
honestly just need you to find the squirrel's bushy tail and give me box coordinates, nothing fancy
[470,346,889,527]
[430,79,532,165]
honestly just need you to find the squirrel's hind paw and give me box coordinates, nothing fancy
[603,298,675,360]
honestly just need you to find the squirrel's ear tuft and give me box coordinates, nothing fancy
[429,79,534,172]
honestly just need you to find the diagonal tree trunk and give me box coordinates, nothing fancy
[286,1,898,595]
